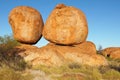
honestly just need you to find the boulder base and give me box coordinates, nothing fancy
[17,41,107,67]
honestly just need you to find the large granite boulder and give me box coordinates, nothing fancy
[17,41,107,67]
[102,47,120,59]
[9,6,44,44]
[43,4,88,45]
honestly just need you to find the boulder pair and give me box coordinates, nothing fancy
[9,4,88,45]
[8,4,108,66]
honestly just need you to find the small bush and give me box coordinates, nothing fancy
[0,35,27,71]
[0,35,19,53]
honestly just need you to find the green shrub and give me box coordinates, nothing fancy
[0,35,19,53]
[0,35,27,71]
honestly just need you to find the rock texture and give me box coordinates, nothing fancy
[102,47,120,59]
[8,4,108,68]
[43,4,88,45]
[17,41,107,67]
[9,6,44,44]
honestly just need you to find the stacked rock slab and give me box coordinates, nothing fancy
[16,41,108,67]
[9,6,44,44]
[43,4,88,45]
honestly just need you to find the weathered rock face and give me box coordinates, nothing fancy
[102,47,120,59]
[17,41,107,67]
[43,4,88,45]
[74,41,96,55]
[9,6,44,44]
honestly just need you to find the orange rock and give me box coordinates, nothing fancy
[102,47,120,59]
[74,41,96,55]
[17,44,38,50]
[43,4,88,45]
[110,50,120,59]
[16,44,39,57]
[17,41,107,67]
[9,6,44,44]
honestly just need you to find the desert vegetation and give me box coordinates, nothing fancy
[0,35,120,80]
[0,35,32,80]
[33,61,120,80]
[0,35,28,70]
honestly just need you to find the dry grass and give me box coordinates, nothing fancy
[33,61,120,80]
[0,65,32,80]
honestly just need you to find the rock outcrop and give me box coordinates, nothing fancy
[102,47,120,59]
[17,41,107,67]
[9,6,44,44]
[43,4,88,45]
[8,4,108,67]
